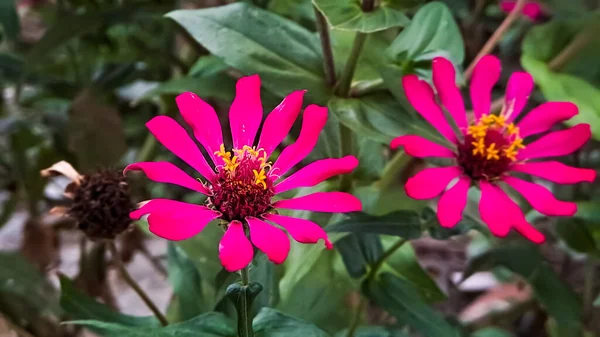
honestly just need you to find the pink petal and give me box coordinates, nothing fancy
[512,219,545,244]
[503,176,577,216]
[274,156,358,194]
[500,1,542,21]
[176,92,224,165]
[404,166,461,200]
[219,221,254,272]
[146,116,215,181]
[274,192,362,213]
[271,104,328,177]
[130,199,221,241]
[432,57,467,129]
[478,182,511,237]
[257,90,305,157]
[470,55,501,121]
[230,75,263,149]
[402,75,457,143]
[247,217,290,264]
[517,124,591,160]
[511,161,596,184]
[517,102,578,138]
[391,135,456,158]
[437,176,470,228]
[263,213,332,249]
[124,162,209,195]
[503,72,534,123]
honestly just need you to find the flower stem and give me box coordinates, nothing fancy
[336,32,368,97]
[108,242,169,326]
[314,6,336,86]
[238,265,254,337]
[463,0,527,80]
[347,238,407,337]
[548,25,597,71]
[240,265,250,286]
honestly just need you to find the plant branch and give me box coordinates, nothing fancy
[314,6,336,86]
[336,32,368,97]
[108,242,168,326]
[464,0,527,80]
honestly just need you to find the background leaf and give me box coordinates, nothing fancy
[253,308,331,337]
[0,0,19,42]
[313,0,410,33]
[167,243,208,321]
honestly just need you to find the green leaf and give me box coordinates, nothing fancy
[464,245,582,329]
[364,273,460,337]
[189,56,229,77]
[471,328,514,337]
[326,211,423,239]
[167,243,208,320]
[335,326,409,337]
[386,1,464,65]
[68,88,127,170]
[0,0,18,42]
[138,74,235,104]
[253,308,331,337]
[69,312,236,337]
[167,2,330,104]
[59,275,158,327]
[336,233,384,278]
[521,55,600,140]
[328,92,444,145]
[555,218,598,253]
[251,254,279,310]
[313,0,410,33]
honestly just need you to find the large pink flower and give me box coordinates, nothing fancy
[392,56,595,243]
[126,75,361,271]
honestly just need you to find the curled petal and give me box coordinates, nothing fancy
[219,221,253,272]
[247,217,290,264]
[517,124,591,160]
[511,161,596,184]
[503,176,577,216]
[478,182,511,237]
[124,162,209,195]
[130,199,221,241]
[391,135,455,158]
[402,75,457,143]
[503,72,534,123]
[263,214,332,249]
[176,92,224,165]
[41,161,83,185]
[432,57,467,129]
[470,55,501,121]
[146,116,215,181]
[271,104,328,177]
[274,192,362,213]
[230,75,263,149]
[274,156,358,194]
[437,176,470,228]
[517,102,578,138]
[405,166,461,200]
[257,90,305,157]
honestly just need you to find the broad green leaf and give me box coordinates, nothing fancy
[386,1,464,64]
[313,0,410,33]
[555,218,598,253]
[25,7,139,65]
[69,312,235,337]
[68,88,127,170]
[167,243,208,320]
[335,326,409,337]
[251,253,279,310]
[328,92,444,145]
[189,56,229,77]
[253,308,331,337]
[471,328,514,337]
[268,0,315,25]
[521,55,600,140]
[365,273,460,337]
[59,275,158,327]
[326,211,423,239]
[336,233,384,278]
[167,2,330,104]
[355,138,385,180]
[137,72,236,104]
[464,245,582,330]
[177,222,225,286]
[0,0,19,41]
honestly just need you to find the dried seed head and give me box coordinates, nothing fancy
[69,169,133,240]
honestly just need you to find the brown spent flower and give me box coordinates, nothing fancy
[41,161,133,240]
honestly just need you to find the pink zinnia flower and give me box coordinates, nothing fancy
[392,56,595,243]
[125,75,361,272]
[500,0,542,21]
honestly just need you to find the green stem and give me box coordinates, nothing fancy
[314,6,336,86]
[240,265,250,286]
[347,238,407,337]
[375,151,409,191]
[339,124,354,192]
[136,133,158,162]
[336,32,368,97]
[108,242,169,326]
